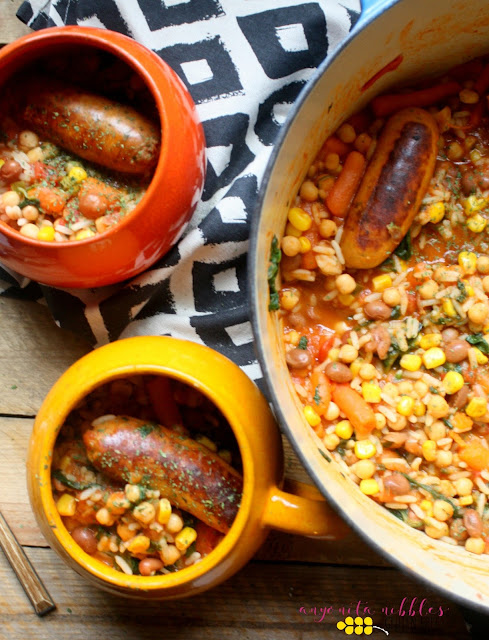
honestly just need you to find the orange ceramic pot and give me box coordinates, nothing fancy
[0,27,205,288]
[27,336,347,599]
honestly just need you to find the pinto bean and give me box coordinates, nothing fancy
[366,325,391,360]
[364,300,392,321]
[449,384,469,409]
[71,526,98,555]
[139,558,164,576]
[287,312,306,329]
[383,473,411,496]
[463,509,483,538]
[324,361,353,383]
[285,348,312,369]
[450,518,469,542]
[0,159,22,182]
[445,339,469,363]
[441,328,459,342]
[461,170,478,196]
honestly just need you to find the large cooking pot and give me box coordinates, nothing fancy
[250,0,489,613]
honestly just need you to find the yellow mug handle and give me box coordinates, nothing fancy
[262,478,349,538]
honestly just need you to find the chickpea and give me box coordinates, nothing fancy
[483,276,489,294]
[337,123,356,144]
[19,223,39,239]
[5,205,21,220]
[338,344,358,363]
[319,219,337,238]
[465,537,485,555]
[468,302,488,325]
[160,544,181,566]
[435,450,453,468]
[325,401,340,421]
[477,256,489,274]
[166,512,184,534]
[382,287,401,307]
[18,130,39,150]
[389,414,407,431]
[354,132,372,154]
[424,522,449,539]
[281,235,301,257]
[336,273,356,295]
[22,205,39,222]
[432,499,454,522]
[414,380,429,398]
[352,460,376,480]
[132,501,156,525]
[27,146,44,163]
[398,381,413,394]
[95,508,115,527]
[454,477,473,496]
[359,363,377,381]
[424,421,446,442]
[2,190,20,207]
[447,140,464,161]
[325,153,340,171]
[427,395,450,419]
[419,279,439,299]
[323,433,340,450]
[374,412,387,429]
[300,180,319,202]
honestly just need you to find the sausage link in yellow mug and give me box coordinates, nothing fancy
[27,336,347,599]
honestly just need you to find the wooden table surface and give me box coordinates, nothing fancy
[0,2,481,639]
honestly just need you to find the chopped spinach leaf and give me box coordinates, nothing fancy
[466,333,489,355]
[318,448,331,463]
[390,305,401,320]
[313,385,321,406]
[394,231,412,261]
[298,336,308,350]
[268,235,282,311]
[401,472,462,517]
[52,469,98,491]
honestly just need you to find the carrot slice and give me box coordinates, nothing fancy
[459,441,489,471]
[331,383,376,439]
[371,80,461,117]
[195,520,224,556]
[326,150,366,218]
[309,371,331,416]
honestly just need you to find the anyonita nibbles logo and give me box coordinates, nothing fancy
[299,597,448,635]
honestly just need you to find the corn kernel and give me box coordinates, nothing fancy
[413,400,426,417]
[427,201,445,224]
[157,498,172,525]
[75,228,96,241]
[0,159,4,169]
[175,526,198,551]
[419,334,442,350]
[328,348,340,362]
[472,347,489,365]
[420,500,433,517]
[372,274,392,292]
[56,493,77,516]
[288,207,312,232]
[467,213,487,233]
[442,371,465,395]
[37,225,55,242]
[422,347,446,369]
[465,283,475,296]
[354,440,377,459]
[359,479,380,495]
[422,439,437,462]
[298,236,311,253]
[280,289,300,310]
[335,419,353,440]
[285,222,301,237]
[427,395,450,418]
[361,382,382,403]
[464,195,488,216]
[68,166,88,182]
[458,251,477,274]
[397,396,415,417]
[466,397,487,418]
[459,495,474,506]
[400,354,422,372]
[304,405,321,426]
[337,293,355,306]
[350,359,363,377]
[442,299,457,318]
[125,535,151,554]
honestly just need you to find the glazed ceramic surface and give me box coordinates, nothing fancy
[0,26,205,288]
[250,0,489,613]
[27,336,346,599]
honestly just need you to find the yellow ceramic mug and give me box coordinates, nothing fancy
[27,336,347,599]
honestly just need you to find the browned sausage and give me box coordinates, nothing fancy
[340,107,439,269]
[83,415,242,533]
[16,76,160,174]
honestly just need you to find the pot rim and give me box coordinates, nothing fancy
[249,0,489,616]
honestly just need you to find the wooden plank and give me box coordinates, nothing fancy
[0,415,387,566]
[0,548,470,640]
[0,298,90,415]
[0,0,31,43]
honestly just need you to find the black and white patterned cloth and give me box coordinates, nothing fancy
[5,0,360,385]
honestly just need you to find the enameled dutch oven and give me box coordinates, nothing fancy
[0,26,205,288]
[250,0,489,613]
[27,336,347,599]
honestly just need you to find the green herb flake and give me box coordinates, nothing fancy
[298,336,308,350]
[267,235,282,311]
